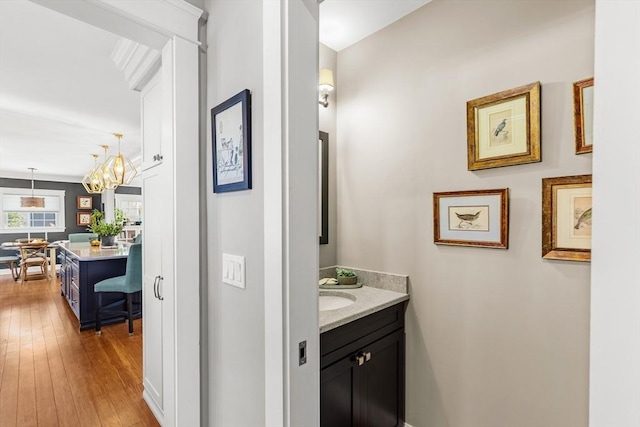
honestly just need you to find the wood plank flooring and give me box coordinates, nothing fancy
[0,274,159,427]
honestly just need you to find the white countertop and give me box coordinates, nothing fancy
[58,242,130,261]
[319,285,409,333]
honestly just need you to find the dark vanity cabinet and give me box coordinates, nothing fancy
[320,302,406,427]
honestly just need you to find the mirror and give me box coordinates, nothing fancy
[319,131,329,244]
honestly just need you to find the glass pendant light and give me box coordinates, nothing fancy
[99,145,119,190]
[103,133,138,186]
[82,154,105,194]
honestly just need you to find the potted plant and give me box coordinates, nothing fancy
[336,268,358,286]
[87,208,126,247]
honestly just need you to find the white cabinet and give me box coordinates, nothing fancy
[142,168,166,414]
[141,66,175,425]
[141,71,163,171]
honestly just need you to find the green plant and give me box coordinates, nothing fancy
[87,208,127,237]
[336,268,356,278]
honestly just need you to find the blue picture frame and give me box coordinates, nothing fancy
[211,89,252,193]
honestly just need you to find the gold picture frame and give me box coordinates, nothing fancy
[433,188,509,249]
[542,174,592,262]
[573,77,594,154]
[467,82,541,170]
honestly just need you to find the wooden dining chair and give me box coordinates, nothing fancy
[18,241,50,282]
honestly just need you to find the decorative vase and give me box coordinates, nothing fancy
[101,235,116,247]
[337,276,358,286]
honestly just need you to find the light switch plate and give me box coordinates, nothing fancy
[222,253,245,289]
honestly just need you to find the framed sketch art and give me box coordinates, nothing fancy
[433,188,509,249]
[573,77,594,154]
[77,195,92,210]
[77,212,92,226]
[467,82,541,170]
[542,174,592,261]
[211,89,252,193]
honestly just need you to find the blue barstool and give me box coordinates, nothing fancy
[94,243,142,335]
[68,233,98,243]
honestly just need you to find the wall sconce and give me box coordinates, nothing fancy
[318,68,334,108]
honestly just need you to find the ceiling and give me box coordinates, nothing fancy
[320,0,431,52]
[0,0,430,182]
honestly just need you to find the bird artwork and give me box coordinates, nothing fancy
[494,118,507,137]
[455,211,481,228]
[574,208,592,230]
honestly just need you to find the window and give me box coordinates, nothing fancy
[115,194,142,222]
[0,187,66,234]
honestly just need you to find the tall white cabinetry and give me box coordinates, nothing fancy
[141,65,175,425]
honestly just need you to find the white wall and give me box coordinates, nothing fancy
[335,1,594,425]
[206,1,266,424]
[206,1,319,425]
[589,1,640,425]
[319,43,337,267]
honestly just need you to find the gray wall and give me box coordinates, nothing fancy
[0,178,139,245]
[335,1,594,425]
[319,43,337,267]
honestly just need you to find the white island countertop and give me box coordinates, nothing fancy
[58,242,131,261]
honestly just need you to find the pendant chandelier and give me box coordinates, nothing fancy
[99,144,119,190]
[102,133,138,186]
[81,154,105,194]
[21,167,45,208]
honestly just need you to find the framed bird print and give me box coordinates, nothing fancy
[573,77,594,154]
[467,82,541,170]
[433,188,509,249]
[542,174,592,262]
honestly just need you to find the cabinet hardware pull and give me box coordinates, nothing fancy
[157,276,164,300]
[364,352,371,362]
[352,353,366,366]
[153,276,159,299]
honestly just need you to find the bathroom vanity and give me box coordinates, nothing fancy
[319,268,409,427]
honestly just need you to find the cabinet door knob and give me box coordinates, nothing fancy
[364,352,371,362]
[352,353,365,366]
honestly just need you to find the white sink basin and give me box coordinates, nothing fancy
[319,292,356,311]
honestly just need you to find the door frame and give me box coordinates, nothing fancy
[29,1,203,425]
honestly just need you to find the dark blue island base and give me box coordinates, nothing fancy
[58,243,141,331]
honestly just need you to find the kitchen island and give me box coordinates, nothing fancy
[58,242,137,331]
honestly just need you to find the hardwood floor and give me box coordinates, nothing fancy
[0,274,158,427]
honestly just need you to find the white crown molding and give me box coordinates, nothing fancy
[111,38,161,91]
[163,0,204,19]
